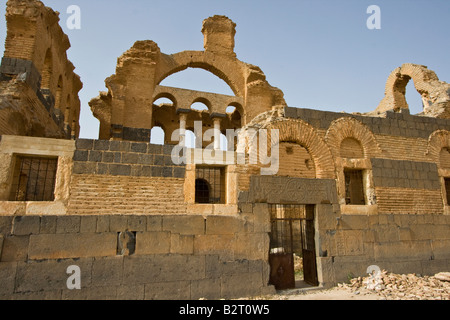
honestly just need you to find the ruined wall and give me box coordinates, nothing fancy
[89,15,286,142]
[283,106,450,214]
[0,213,272,300]
[247,175,450,285]
[0,134,273,300]
[68,140,187,215]
[372,64,450,118]
[0,0,82,139]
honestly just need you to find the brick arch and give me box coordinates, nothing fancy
[262,119,336,179]
[191,97,212,111]
[374,63,450,117]
[325,117,382,159]
[156,51,245,97]
[153,92,178,108]
[426,130,450,168]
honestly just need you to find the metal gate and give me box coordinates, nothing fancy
[268,205,318,290]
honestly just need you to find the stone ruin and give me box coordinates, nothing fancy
[0,0,449,300]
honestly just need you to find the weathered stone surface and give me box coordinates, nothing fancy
[0,0,82,139]
[135,232,170,255]
[28,233,117,260]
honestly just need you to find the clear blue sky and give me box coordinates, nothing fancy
[1,0,449,139]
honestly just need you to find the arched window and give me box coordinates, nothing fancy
[151,126,165,145]
[226,106,236,114]
[41,48,53,90]
[191,101,209,112]
[153,97,174,107]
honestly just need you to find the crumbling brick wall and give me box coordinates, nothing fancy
[0,0,82,139]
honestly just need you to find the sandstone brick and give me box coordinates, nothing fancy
[29,233,117,260]
[191,278,221,300]
[128,215,147,231]
[80,216,97,233]
[109,215,128,232]
[431,239,450,260]
[12,216,40,236]
[145,281,191,300]
[15,259,93,294]
[0,262,17,296]
[122,256,163,285]
[206,216,243,235]
[171,234,194,254]
[91,256,123,287]
[373,240,433,261]
[116,285,145,300]
[56,216,80,234]
[96,216,110,232]
[1,236,29,262]
[0,216,12,235]
[163,216,205,235]
[146,216,162,231]
[194,234,235,261]
[220,272,264,299]
[62,286,117,300]
[135,232,171,255]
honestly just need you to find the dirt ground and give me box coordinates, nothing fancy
[265,286,385,300]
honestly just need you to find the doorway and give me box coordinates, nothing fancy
[268,204,319,290]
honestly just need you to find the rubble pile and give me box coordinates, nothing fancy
[339,271,450,300]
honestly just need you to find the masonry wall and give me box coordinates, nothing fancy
[247,176,450,285]
[0,213,273,300]
[68,139,187,215]
[0,0,82,139]
[284,106,450,214]
[331,213,450,283]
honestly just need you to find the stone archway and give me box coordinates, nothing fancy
[427,130,450,165]
[89,15,287,141]
[263,119,336,179]
[373,63,450,118]
[325,117,382,160]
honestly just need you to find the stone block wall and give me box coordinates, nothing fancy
[246,176,450,286]
[371,159,443,214]
[0,213,273,300]
[285,107,449,139]
[68,139,187,215]
[331,213,450,283]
